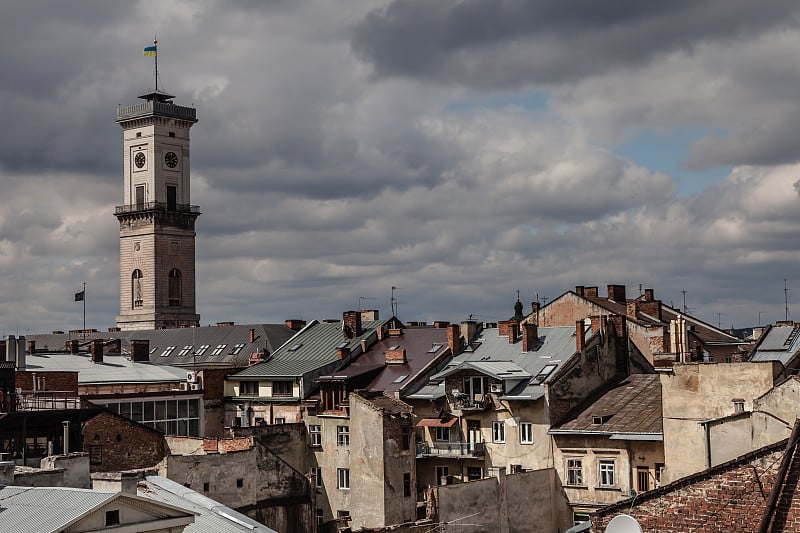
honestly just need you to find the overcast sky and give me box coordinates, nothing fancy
[2,0,800,335]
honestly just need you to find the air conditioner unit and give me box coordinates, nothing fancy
[190,383,200,391]
[490,383,503,393]
[187,371,197,383]
[179,382,189,391]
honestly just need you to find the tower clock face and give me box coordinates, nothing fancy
[134,152,146,169]
[165,151,179,168]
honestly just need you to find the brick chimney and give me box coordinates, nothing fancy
[433,321,450,329]
[130,339,150,362]
[608,315,627,338]
[385,346,407,364]
[576,320,585,352]
[337,346,351,360]
[643,288,655,301]
[285,319,307,331]
[626,301,638,319]
[522,323,538,351]
[343,311,362,339]
[639,298,663,321]
[508,322,519,344]
[607,284,626,303]
[575,286,585,297]
[69,339,80,354]
[585,287,598,298]
[249,328,256,343]
[530,302,541,324]
[590,316,601,335]
[90,339,104,364]
[447,324,462,355]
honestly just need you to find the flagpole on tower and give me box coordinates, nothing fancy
[82,282,86,338]
[153,36,158,91]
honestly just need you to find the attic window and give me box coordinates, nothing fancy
[105,510,120,526]
[428,344,444,353]
[195,344,210,356]
[211,344,226,356]
[288,343,303,352]
[531,364,558,385]
[593,414,613,425]
[178,345,193,356]
[160,346,176,357]
[230,343,246,355]
[393,375,408,384]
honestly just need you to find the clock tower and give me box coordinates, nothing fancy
[115,89,200,330]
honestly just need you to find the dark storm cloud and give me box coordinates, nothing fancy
[352,0,800,88]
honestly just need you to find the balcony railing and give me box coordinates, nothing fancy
[116,100,197,122]
[416,441,485,458]
[452,395,488,411]
[115,201,200,215]
[6,391,81,412]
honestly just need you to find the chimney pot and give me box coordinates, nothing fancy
[91,340,104,364]
[249,328,255,343]
[28,340,36,354]
[337,346,351,360]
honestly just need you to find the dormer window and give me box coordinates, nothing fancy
[732,399,745,414]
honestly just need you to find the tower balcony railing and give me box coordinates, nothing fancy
[116,101,197,122]
[115,201,200,216]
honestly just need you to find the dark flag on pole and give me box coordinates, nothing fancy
[74,290,85,302]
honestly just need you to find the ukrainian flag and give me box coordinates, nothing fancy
[143,45,157,57]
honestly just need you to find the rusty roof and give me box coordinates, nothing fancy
[551,373,662,436]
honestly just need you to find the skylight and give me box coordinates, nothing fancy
[195,344,210,356]
[178,345,193,356]
[160,346,176,357]
[531,364,558,385]
[230,343,246,355]
[211,344,226,356]
[288,343,303,352]
[428,344,444,353]
[392,375,408,384]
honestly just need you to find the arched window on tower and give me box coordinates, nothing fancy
[132,270,143,308]
[169,269,182,308]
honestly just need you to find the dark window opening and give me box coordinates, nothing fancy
[105,510,120,526]
[168,268,181,307]
[403,473,412,497]
[135,185,145,210]
[237,478,243,488]
[166,185,177,211]
[168,132,176,138]
[132,269,143,308]
[203,482,209,492]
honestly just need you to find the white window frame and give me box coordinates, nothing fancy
[311,466,322,488]
[309,424,322,447]
[337,468,350,490]
[337,425,350,446]
[239,381,258,396]
[519,422,533,444]
[160,346,176,357]
[598,459,616,487]
[492,421,505,443]
[211,344,226,356]
[435,465,449,485]
[178,345,193,356]
[435,426,450,442]
[195,344,209,356]
[567,458,583,486]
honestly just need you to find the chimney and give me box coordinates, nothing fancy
[433,321,450,329]
[530,302,541,325]
[249,328,255,343]
[447,324,462,355]
[107,327,121,333]
[90,339,104,364]
[360,339,368,352]
[69,339,80,354]
[16,336,25,370]
[0,340,5,362]
[607,284,626,303]
[498,320,511,338]
[62,420,70,454]
[461,320,480,344]
[388,328,403,337]
[92,471,140,495]
[377,325,385,341]
[576,320,585,352]
[608,315,627,338]
[626,301,638,319]
[216,321,234,327]
[28,340,36,354]
[343,311,362,339]
[575,286,585,297]
[360,310,380,321]
[643,288,654,301]
[585,287,598,298]
[522,323,538,351]
[508,322,519,344]
[385,346,407,364]
[639,298,663,321]
[590,316,601,335]
[6,336,16,365]
[285,319,307,331]
[337,346,351,360]
[130,339,150,362]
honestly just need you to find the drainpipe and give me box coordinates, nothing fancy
[702,420,712,469]
[62,421,70,455]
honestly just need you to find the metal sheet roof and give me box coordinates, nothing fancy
[750,324,800,365]
[24,352,187,384]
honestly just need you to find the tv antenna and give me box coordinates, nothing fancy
[358,296,375,310]
[391,286,399,317]
[785,279,791,321]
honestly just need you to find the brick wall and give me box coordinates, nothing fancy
[591,443,785,532]
[16,371,79,393]
[82,411,166,472]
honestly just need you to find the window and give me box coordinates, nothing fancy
[520,422,533,444]
[132,269,143,308]
[166,185,177,211]
[733,399,745,414]
[393,374,408,383]
[435,426,450,442]
[573,513,591,526]
[492,421,505,443]
[272,380,293,397]
[203,482,210,492]
[178,345,193,356]
[311,466,322,488]
[240,381,258,396]
[637,467,650,492]
[168,131,176,138]
[195,344,209,356]
[288,343,303,351]
[274,417,285,424]
[428,343,444,353]
[159,346,176,357]
[463,376,488,399]
[168,269,181,307]
[236,478,243,488]
[435,466,449,485]
[135,185,145,208]
[211,344,227,356]
[337,468,350,489]
[316,508,324,526]
[403,472,412,497]
[337,425,350,446]
[401,427,410,450]
[105,510,120,526]
[309,425,322,447]
[655,463,665,488]
[230,343,246,355]
[467,467,482,481]
[532,364,558,385]
[567,458,583,486]
[599,459,616,487]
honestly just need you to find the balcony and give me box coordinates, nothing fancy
[452,394,489,411]
[416,441,485,458]
[115,201,200,216]
[7,391,81,412]
[116,100,197,122]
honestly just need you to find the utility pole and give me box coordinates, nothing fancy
[717,312,728,330]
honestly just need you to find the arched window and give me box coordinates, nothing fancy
[169,268,181,307]
[132,270,143,308]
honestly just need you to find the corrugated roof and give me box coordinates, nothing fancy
[750,324,800,365]
[551,374,662,435]
[24,352,187,384]
[231,319,389,378]
[139,476,277,533]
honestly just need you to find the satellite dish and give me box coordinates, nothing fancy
[606,514,643,533]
